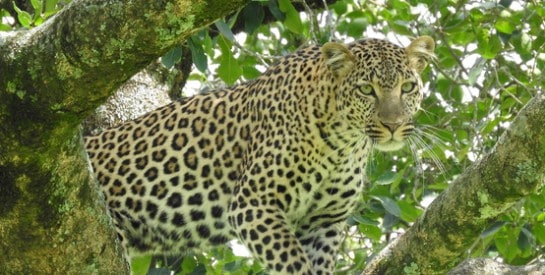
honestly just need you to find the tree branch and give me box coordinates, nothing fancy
[448,258,545,275]
[0,1,250,273]
[364,94,545,274]
[1,0,250,131]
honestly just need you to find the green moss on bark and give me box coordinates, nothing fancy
[0,132,128,273]
[0,0,251,273]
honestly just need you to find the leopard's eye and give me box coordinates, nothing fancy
[401,82,417,94]
[358,84,375,96]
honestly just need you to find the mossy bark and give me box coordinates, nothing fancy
[0,0,249,273]
[363,94,545,274]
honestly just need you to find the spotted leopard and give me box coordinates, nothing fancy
[85,36,435,274]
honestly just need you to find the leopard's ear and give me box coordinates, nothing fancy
[322,42,355,78]
[406,36,435,73]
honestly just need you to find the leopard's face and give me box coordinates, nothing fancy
[322,36,435,151]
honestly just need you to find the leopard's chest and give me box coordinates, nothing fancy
[282,143,371,227]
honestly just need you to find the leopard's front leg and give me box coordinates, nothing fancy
[297,221,345,275]
[295,176,363,274]
[227,173,314,275]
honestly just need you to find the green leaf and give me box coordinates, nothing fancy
[436,46,461,68]
[331,1,347,15]
[456,129,468,142]
[130,255,152,275]
[382,213,399,230]
[30,0,42,15]
[201,30,214,57]
[0,24,10,31]
[495,18,516,34]
[468,59,485,86]
[513,32,534,60]
[346,10,366,20]
[161,45,182,69]
[188,37,208,72]
[495,228,521,261]
[518,227,535,253]
[13,3,33,28]
[214,19,235,42]
[224,260,242,272]
[533,223,545,244]
[375,171,398,185]
[33,16,43,26]
[390,0,412,20]
[374,196,401,217]
[469,8,484,21]
[481,118,499,135]
[44,0,59,12]
[537,212,545,222]
[499,0,513,8]
[481,221,507,238]
[181,256,197,273]
[358,224,382,241]
[389,20,413,36]
[243,65,262,80]
[268,0,285,21]
[218,55,241,85]
[477,32,503,59]
[449,30,475,45]
[217,36,242,85]
[242,2,264,34]
[346,18,367,38]
[398,200,422,222]
[278,0,303,34]
[351,214,379,226]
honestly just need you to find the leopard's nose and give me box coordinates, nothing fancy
[381,122,402,132]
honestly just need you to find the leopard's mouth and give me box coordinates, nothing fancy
[366,122,414,152]
[374,139,406,152]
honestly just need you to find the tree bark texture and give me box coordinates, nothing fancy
[363,94,545,274]
[0,0,249,273]
[447,258,545,275]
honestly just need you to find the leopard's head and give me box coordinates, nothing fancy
[322,36,435,151]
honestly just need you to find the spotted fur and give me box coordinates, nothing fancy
[85,36,435,274]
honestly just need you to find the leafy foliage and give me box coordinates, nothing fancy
[4,0,543,273]
[177,1,545,272]
[1,0,66,29]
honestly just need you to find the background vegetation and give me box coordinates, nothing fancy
[1,0,543,274]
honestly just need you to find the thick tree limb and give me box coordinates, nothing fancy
[363,94,545,274]
[448,258,545,275]
[0,0,249,273]
[1,0,249,130]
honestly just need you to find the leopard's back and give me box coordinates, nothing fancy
[86,89,251,254]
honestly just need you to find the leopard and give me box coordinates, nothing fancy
[85,36,435,274]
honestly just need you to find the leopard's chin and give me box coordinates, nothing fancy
[375,140,405,152]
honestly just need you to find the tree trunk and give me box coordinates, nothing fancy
[448,258,545,275]
[363,94,545,274]
[0,0,249,273]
